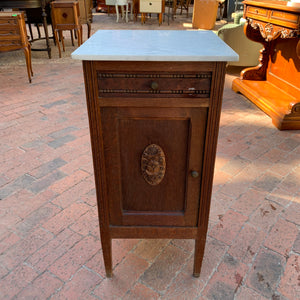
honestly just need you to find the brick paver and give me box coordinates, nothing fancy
[0,10,300,300]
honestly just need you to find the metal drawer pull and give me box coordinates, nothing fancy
[151,81,159,90]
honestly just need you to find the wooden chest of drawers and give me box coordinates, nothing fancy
[72,30,238,277]
[140,0,162,13]
[0,12,33,82]
[0,12,26,50]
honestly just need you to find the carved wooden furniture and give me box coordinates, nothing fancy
[0,11,33,83]
[232,0,300,130]
[51,1,82,58]
[0,0,52,58]
[72,30,238,277]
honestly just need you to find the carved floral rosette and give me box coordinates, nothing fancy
[248,19,298,41]
[141,144,166,186]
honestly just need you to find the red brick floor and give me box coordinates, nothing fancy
[0,12,300,300]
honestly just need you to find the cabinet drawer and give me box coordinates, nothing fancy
[0,28,20,36]
[0,39,22,50]
[246,5,268,18]
[140,0,162,13]
[270,10,299,28]
[97,72,212,98]
[0,17,19,28]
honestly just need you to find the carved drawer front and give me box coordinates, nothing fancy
[0,27,21,45]
[0,16,21,48]
[0,30,22,48]
[0,27,20,35]
[0,17,18,28]
[97,72,212,98]
[0,39,22,48]
[270,10,299,29]
[246,5,268,19]
[140,0,162,13]
[101,106,207,227]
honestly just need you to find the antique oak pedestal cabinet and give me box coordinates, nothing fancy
[72,30,238,277]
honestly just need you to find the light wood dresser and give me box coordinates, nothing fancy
[0,11,33,82]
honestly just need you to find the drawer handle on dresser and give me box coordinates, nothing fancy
[191,171,199,178]
[151,81,159,90]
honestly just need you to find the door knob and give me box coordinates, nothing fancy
[191,171,199,178]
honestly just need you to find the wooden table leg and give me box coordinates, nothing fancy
[159,12,162,24]
[193,235,207,277]
[101,233,113,277]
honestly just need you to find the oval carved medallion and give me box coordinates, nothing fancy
[141,144,166,186]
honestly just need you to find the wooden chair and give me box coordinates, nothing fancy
[172,0,191,17]
[50,1,83,58]
[0,12,33,83]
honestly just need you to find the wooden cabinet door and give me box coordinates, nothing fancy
[100,106,208,227]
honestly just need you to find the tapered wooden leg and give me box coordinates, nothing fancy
[59,31,65,52]
[87,22,91,38]
[54,30,61,58]
[27,43,33,76]
[70,30,74,46]
[76,29,80,46]
[76,28,82,47]
[193,235,207,277]
[36,23,41,38]
[23,46,32,83]
[159,13,162,25]
[28,22,33,41]
[100,233,113,277]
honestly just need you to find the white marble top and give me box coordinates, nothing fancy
[71,30,239,62]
